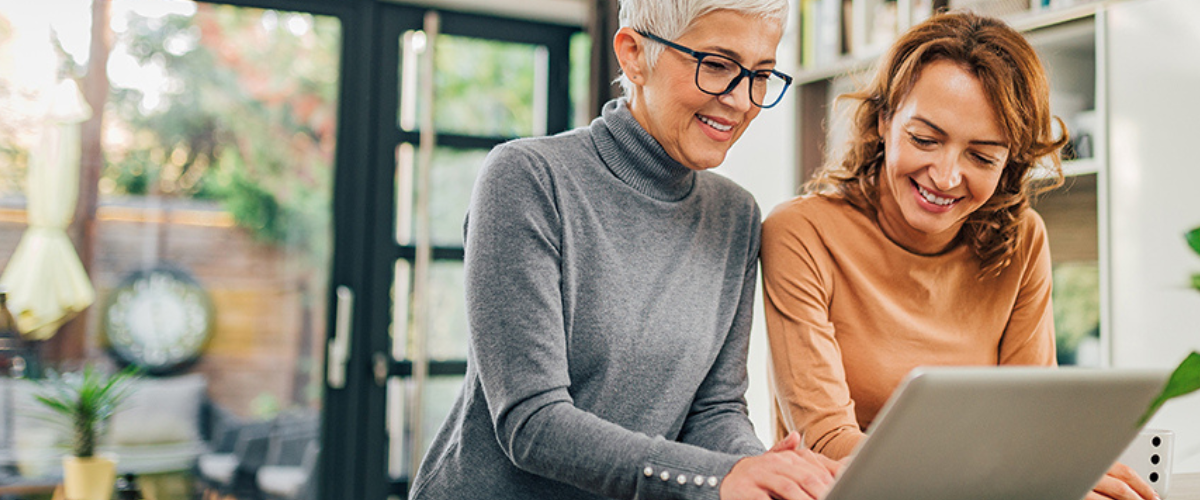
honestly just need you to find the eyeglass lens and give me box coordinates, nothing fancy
[695,55,787,107]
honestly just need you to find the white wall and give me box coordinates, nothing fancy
[1106,0,1200,473]
[386,0,588,25]
[712,0,801,446]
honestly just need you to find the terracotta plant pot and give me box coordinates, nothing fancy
[62,455,117,500]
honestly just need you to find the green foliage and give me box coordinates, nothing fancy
[0,143,26,196]
[1187,226,1200,256]
[101,6,339,261]
[1190,227,1200,292]
[250,391,282,420]
[32,366,140,458]
[433,35,536,137]
[220,167,284,243]
[1139,351,1200,426]
[1052,263,1100,363]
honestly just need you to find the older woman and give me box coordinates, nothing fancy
[410,1,838,499]
[762,11,1156,500]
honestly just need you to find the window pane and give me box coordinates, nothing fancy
[387,374,464,481]
[1053,262,1101,366]
[425,262,468,360]
[0,2,337,492]
[391,259,413,360]
[399,33,545,137]
[386,376,409,480]
[395,145,489,247]
[420,375,465,456]
[569,30,593,128]
[391,259,467,361]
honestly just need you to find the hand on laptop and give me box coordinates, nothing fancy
[1088,461,1160,500]
[719,432,841,500]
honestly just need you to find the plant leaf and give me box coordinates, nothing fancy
[1188,227,1200,256]
[28,365,141,457]
[1192,273,1200,292]
[1139,351,1200,426]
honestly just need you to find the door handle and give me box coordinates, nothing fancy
[326,285,354,389]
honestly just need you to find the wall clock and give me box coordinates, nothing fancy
[102,266,215,375]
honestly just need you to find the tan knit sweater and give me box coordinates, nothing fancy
[761,195,1056,460]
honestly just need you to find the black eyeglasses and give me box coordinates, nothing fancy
[636,30,792,109]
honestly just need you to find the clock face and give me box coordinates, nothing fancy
[103,267,214,374]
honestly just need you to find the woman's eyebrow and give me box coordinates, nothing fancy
[701,45,776,67]
[911,116,1008,148]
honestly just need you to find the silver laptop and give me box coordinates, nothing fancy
[823,367,1168,500]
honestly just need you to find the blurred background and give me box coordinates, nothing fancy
[1,0,1198,499]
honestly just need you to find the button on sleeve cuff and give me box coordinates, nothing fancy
[635,437,744,500]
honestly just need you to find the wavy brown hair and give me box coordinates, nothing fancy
[806,11,1067,277]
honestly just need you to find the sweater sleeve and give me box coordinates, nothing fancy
[464,143,746,500]
[677,202,768,457]
[998,210,1057,367]
[760,202,864,460]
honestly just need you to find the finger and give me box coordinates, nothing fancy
[771,432,803,453]
[771,453,836,499]
[1084,492,1113,500]
[1106,462,1159,500]
[790,448,838,482]
[760,473,816,500]
[812,451,843,476]
[796,469,836,499]
[1092,473,1142,500]
[759,451,835,493]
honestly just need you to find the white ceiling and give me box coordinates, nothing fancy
[383,0,589,26]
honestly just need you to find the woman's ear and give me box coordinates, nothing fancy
[877,115,890,143]
[613,27,645,84]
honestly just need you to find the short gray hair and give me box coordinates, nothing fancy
[616,0,789,96]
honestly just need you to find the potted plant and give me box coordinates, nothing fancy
[32,365,138,500]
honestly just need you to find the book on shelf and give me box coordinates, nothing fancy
[801,0,845,68]
[801,0,817,67]
[802,0,951,69]
[816,0,844,66]
[947,0,1032,17]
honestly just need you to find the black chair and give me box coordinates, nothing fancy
[257,439,319,500]
[195,418,271,500]
[196,409,319,500]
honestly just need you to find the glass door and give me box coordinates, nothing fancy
[384,8,580,497]
[322,5,582,499]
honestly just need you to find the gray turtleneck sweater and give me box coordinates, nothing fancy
[410,99,765,500]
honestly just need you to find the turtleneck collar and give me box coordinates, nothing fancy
[591,98,696,202]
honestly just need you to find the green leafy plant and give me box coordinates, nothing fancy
[1139,351,1200,426]
[32,366,139,458]
[1188,226,1200,291]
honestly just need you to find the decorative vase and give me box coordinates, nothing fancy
[62,455,117,500]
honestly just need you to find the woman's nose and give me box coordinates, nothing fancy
[717,76,754,111]
[928,155,963,191]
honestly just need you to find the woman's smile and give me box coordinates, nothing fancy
[910,179,963,211]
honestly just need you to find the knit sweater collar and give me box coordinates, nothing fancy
[592,98,696,202]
